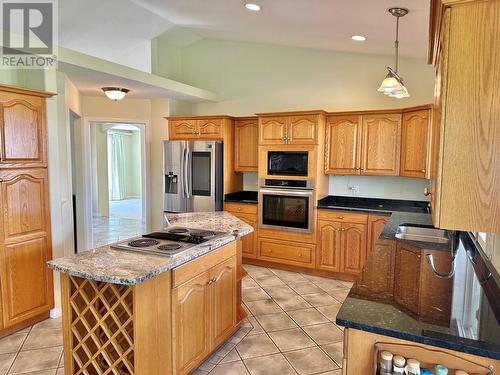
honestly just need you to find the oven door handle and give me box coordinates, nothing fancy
[259,188,313,196]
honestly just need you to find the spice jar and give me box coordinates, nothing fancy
[393,355,406,374]
[406,359,421,375]
[379,351,393,374]
[435,364,448,375]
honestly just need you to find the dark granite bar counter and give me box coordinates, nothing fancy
[336,230,500,360]
[224,191,258,204]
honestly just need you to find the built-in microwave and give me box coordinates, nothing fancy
[267,151,308,177]
[258,179,314,233]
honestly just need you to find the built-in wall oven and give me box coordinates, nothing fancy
[258,178,314,233]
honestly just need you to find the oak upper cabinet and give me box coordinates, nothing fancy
[288,115,317,145]
[342,223,367,275]
[167,117,225,140]
[429,0,500,233]
[325,115,362,174]
[361,114,402,176]
[197,118,223,139]
[172,270,211,375]
[0,89,51,169]
[210,257,236,348]
[317,220,342,272]
[234,117,258,172]
[0,168,53,329]
[258,111,323,145]
[168,119,198,140]
[259,116,287,145]
[394,243,421,315]
[400,109,431,178]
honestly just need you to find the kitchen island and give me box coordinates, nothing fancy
[48,211,253,375]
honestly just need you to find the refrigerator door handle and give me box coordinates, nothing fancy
[184,147,190,199]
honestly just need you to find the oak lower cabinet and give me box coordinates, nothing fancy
[224,203,258,258]
[172,254,237,375]
[366,214,390,260]
[317,210,368,277]
[234,117,258,172]
[394,243,422,315]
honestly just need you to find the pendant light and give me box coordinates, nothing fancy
[102,87,130,101]
[378,7,410,98]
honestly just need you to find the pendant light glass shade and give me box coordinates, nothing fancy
[378,8,410,99]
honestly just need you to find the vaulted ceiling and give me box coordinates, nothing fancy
[59,0,430,72]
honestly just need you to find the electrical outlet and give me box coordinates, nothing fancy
[348,185,360,195]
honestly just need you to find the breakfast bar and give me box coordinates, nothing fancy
[48,212,253,375]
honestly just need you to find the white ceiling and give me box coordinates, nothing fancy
[58,0,430,73]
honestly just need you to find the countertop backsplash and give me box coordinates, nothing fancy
[328,175,430,202]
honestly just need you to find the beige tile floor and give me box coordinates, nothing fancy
[0,265,351,375]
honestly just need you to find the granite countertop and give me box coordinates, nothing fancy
[224,191,258,204]
[47,211,253,286]
[317,195,429,214]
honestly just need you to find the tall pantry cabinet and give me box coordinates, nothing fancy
[0,85,55,338]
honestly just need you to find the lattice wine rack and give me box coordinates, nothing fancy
[65,275,135,375]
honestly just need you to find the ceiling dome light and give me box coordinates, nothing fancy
[351,35,367,41]
[102,87,130,101]
[245,3,261,11]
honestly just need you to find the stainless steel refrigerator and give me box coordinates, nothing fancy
[163,140,223,213]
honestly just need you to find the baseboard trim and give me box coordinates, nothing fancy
[50,308,62,319]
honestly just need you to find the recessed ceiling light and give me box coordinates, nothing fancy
[245,3,261,11]
[351,35,367,41]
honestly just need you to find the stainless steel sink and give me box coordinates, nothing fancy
[395,224,450,244]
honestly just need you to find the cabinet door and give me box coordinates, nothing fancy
[341,223,367,275]
[366,214,390,260]
[288,115,317,145]
[210,257,236,348]
[361,114,402,176]
[0,95,46,168]
[233,213,257,258]
[356,239,395,300]
[0,237,52,327]
[394,243,421,315]
[400,110,430,178]
[197,119,223,139]
[172,271,210,375]
[325,115,362,175]
[259,117,287,145]
[317,220,342,272]
[235,119,258,171]
[169,119,198,140]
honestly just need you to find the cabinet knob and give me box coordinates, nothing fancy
[298,253,302,257]
[424,187,431,196]
[421,169,426,173]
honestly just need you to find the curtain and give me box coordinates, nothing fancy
[108,132,126,201]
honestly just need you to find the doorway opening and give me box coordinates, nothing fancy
[91,122,146,247]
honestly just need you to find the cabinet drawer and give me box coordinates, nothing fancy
[224,202,258,215]
[172,242,236,288]
[258,239,314,266]
[318,209,368,224]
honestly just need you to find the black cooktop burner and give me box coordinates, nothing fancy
[168,228,189,234]
[157,243,182,251]
[129,239,159,248]
[196,231,217,238]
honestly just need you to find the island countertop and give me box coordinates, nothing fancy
[47,211,253,286]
